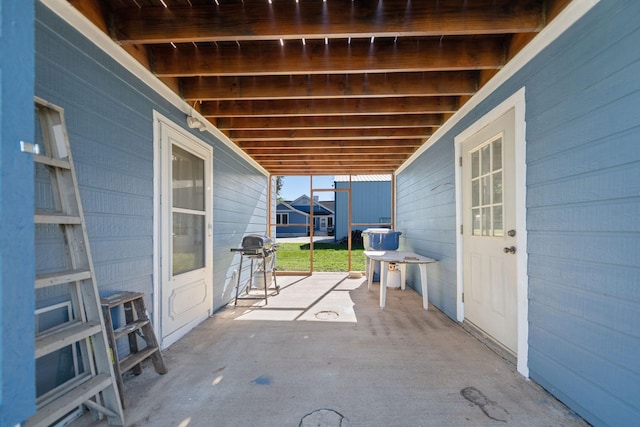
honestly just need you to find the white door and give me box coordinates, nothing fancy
[462,108,518,354]
[159,121,213,344]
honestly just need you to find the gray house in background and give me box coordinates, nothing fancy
[2,1,639,426]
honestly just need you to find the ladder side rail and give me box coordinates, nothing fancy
[132,297,167,375]
[31,98,125,425]
[37,102,97,390]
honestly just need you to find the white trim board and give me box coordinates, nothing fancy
[39,0,268,177]
[396,0,600,175]
[454,88,529,377]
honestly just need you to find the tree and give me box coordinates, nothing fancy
[275,176,283,200]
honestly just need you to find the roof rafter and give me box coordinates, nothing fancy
[181,71,479,101]
[111,0,544,44]
[151,38,506,77]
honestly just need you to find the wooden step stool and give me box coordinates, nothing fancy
[101,292,167,407]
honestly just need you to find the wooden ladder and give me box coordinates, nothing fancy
[101,291,167,408]
[27,97,125,426]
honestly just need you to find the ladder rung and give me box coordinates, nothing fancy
[33,154,71,169]
[113,319,150,340]
[35,211,82,224]
[36,320,102,359]
[101,291,145,308]
[35,269,92,289]
[119,346,159,374]
[25,374,113,427]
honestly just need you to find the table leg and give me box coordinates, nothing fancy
[367,256,374,290]
[399,263,407,290]
[418,264,429,310]
[380,261,389,309]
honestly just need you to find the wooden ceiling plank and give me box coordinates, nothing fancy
[264,156,404,162]
[215,115,443,130]
[200,97,458,117]
[238,138,426,152]
[249,148,416,156]
[151,38,506,77]
[230,128,434,141]
[181,71,478,101]
[112,0,543,44]
[260,160,402,166]
[269,169,398,175]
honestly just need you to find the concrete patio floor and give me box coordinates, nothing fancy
[74,273,588,427]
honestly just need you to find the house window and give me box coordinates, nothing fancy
[277,213,289,225]
[328,217,334,228]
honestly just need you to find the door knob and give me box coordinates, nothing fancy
[503,246,516,254]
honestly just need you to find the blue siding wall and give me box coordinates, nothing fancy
[396,139,457,318]
[0,2,36,424]
[396,1,640,425]
[35,4,267,318]
[335,181,392,240]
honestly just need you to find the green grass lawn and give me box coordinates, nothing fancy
[276,241,366,272]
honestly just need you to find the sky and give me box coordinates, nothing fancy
[278,175,336,201]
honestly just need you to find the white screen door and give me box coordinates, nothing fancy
[462,108,518,354]
[159,121,213,344]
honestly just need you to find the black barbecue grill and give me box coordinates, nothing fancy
[230,234,279,304]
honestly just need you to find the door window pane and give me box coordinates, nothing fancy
[469,135,504,237]
[471,151,480,178]
[493,206,503,237]
[173,212,204,275]
[481,145,491,175]
[481,176,490,205]
[492,138,502,171]
[472,180,479,207]
[493,172,502,204]
[482,207,491,236]
[472,208,481,236]
[173,145,204,211]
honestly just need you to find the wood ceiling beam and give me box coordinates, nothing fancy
[111,0,543,44]
[151,38,506,77]
[215,115,443,130]
[240,139,423,151]
[230,128,433,141]
[181,71,478,101]
[249,147,416,156]
[200,97,458,117]
[268,168,399,175]
[263,167,402,174]
[260,158,403,166]
[259,155,407,162]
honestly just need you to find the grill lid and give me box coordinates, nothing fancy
[241,234,275,250]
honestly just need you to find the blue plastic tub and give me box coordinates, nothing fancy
[363,228,402,280]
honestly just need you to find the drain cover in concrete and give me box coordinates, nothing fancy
[315,310,339,320]
[300,409,351,427]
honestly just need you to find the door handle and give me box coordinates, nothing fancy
[503,246,516,254]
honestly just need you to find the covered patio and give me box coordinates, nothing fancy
[73,274,586,427]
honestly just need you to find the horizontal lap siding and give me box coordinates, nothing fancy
[524,2,640,424]
[1,1,36,424]
[212,145,268,308]
[396,138,457,318]
[396,1,640,425]
[36,5,267,315]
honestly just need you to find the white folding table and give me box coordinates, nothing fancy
[364,250,436,310]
